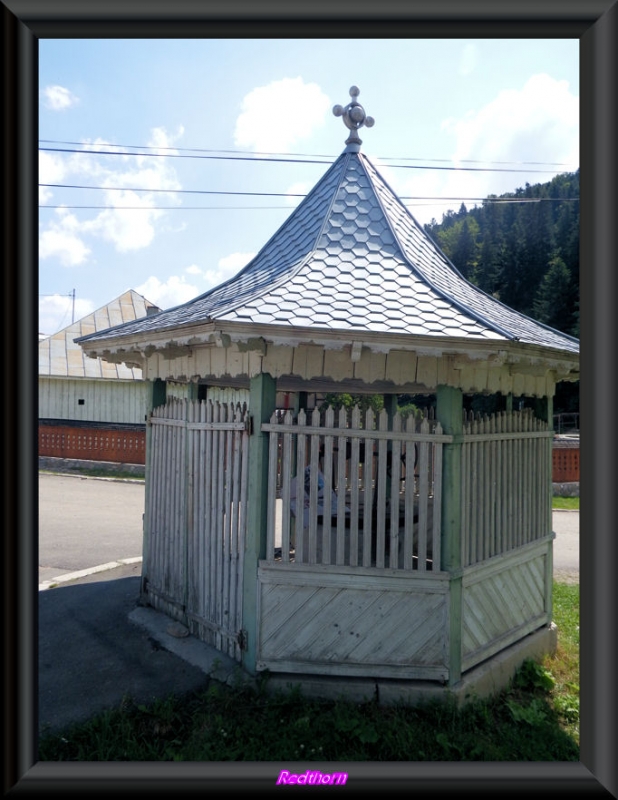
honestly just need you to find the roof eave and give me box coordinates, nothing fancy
[77,318,578,380]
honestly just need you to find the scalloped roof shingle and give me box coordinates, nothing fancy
[76,151,579,356]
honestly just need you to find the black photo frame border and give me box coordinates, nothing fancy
[3,0,616,796]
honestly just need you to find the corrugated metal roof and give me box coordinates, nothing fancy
[76,149,579,357]
[39,290,160,378]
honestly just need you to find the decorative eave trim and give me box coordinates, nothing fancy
[79,318,579,379]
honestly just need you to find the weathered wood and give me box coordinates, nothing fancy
[349,406,361,567]
[321,407,335,566]
[389,413,402,570]
[266,413,279,561]
[458,409,551,567]
[417,418,430,571]
[281,410,294,564]
[375,410,389,568]
[461,537,553,672]
[257,563,450,681]
[336,407,348,567]
[307,408,321,565]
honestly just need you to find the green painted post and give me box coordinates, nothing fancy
[436,385,463,686]
[142,379,166,598]
[505,392,513,412]
[383,394,398,511]
[187,381,199,401]
[152,378,166,409]
[535,395,554,620]
[242,373,276,675]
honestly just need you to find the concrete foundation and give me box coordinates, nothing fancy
[129,603,558,708]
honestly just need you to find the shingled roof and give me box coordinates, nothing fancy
[76,91,578,359]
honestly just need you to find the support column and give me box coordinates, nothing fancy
[436,385,463,686]
[142,379,167,598]
[383,393,398,422]
[383,394,398,507]
[535,395,555,621]
[242,373,276,675]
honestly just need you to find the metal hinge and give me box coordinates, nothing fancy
[246,416,254,435]
[237,629,248,651]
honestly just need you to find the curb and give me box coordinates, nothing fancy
[39,557,143,591]
[40,470,144,485]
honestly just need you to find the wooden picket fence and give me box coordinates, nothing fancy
[145,398,250,661]
[263,406,453,572]
[460,408,552,567]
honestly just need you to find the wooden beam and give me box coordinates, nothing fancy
[436,384,463,686]
[242,372,276,675]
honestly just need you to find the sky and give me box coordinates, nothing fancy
[38,38,579,337]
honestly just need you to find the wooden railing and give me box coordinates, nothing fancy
[460,409,552,567]
[263,407,452,572]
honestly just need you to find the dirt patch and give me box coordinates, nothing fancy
[553,569,579,585]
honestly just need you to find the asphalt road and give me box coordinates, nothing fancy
[38,472,579,587]
[39,473,146,585]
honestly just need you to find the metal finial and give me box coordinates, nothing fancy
[333,86,375,148]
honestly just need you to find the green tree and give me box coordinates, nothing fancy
[532,255,575,334]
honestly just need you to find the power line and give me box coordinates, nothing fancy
[39,138,576,169]
[39,184,579,203]
[40,184,305,197]
[39,145,575,174]
[39,196,579,211]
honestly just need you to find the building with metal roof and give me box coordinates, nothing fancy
[39,289,161,465]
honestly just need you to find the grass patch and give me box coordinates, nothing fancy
[552,496,579,510]
[39,581,579,762]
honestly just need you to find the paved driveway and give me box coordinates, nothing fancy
[38,473,145,584]
[38,471,578,585]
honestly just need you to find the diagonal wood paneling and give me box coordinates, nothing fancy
[258,571,449,679]
[462,552,549,669]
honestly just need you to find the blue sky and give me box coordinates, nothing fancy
[38,38,579,337]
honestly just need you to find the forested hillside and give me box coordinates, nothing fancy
[422,171,579,415]
[423,171,579,339]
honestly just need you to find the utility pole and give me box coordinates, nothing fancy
[71,288,75,323]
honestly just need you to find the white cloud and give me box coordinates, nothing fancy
[39,150,68,203]
[135,275,200,310]
[447,73,578,170]
[39,294,94,337]
[132,253,254,317]
[82,199,163,252]
[41,85,79,111]
[234,78,330,152]
[39,127,184,262]
[39,210,91,266]
[392,73,579,225]
[203,252,255,288]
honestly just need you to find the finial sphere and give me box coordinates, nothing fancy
[333,86,375,148]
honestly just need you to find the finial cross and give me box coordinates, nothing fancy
[333,86,375,147]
